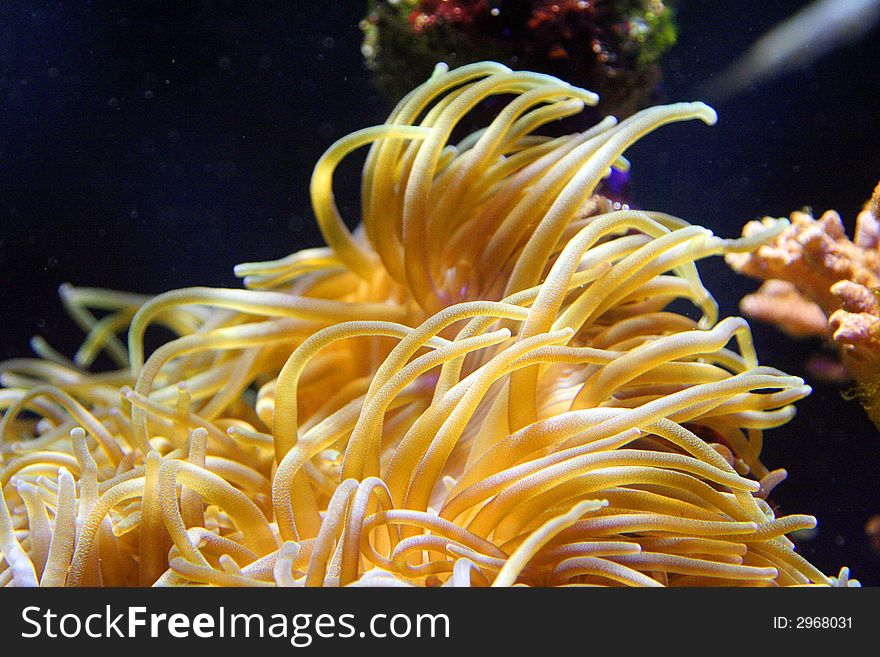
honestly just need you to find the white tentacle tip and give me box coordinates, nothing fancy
[695,102,718,126]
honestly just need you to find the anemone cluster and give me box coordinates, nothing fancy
[0,62,843,587]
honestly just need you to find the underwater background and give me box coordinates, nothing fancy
[1,0,879,585]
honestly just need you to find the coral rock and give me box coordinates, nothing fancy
[726,182,880,429]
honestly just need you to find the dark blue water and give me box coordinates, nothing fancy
[1,1,879,585]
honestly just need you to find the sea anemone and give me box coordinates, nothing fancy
[0,62,839,587]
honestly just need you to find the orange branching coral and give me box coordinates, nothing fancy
[738,280,828,340]
[726,182,880,429]
[0,62,846,587]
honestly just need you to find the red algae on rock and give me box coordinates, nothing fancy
[361,1,677,118]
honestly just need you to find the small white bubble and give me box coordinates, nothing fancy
[490,7,500,16]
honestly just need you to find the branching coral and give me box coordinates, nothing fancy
[726,182,880,430]
[0,62,844,587]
